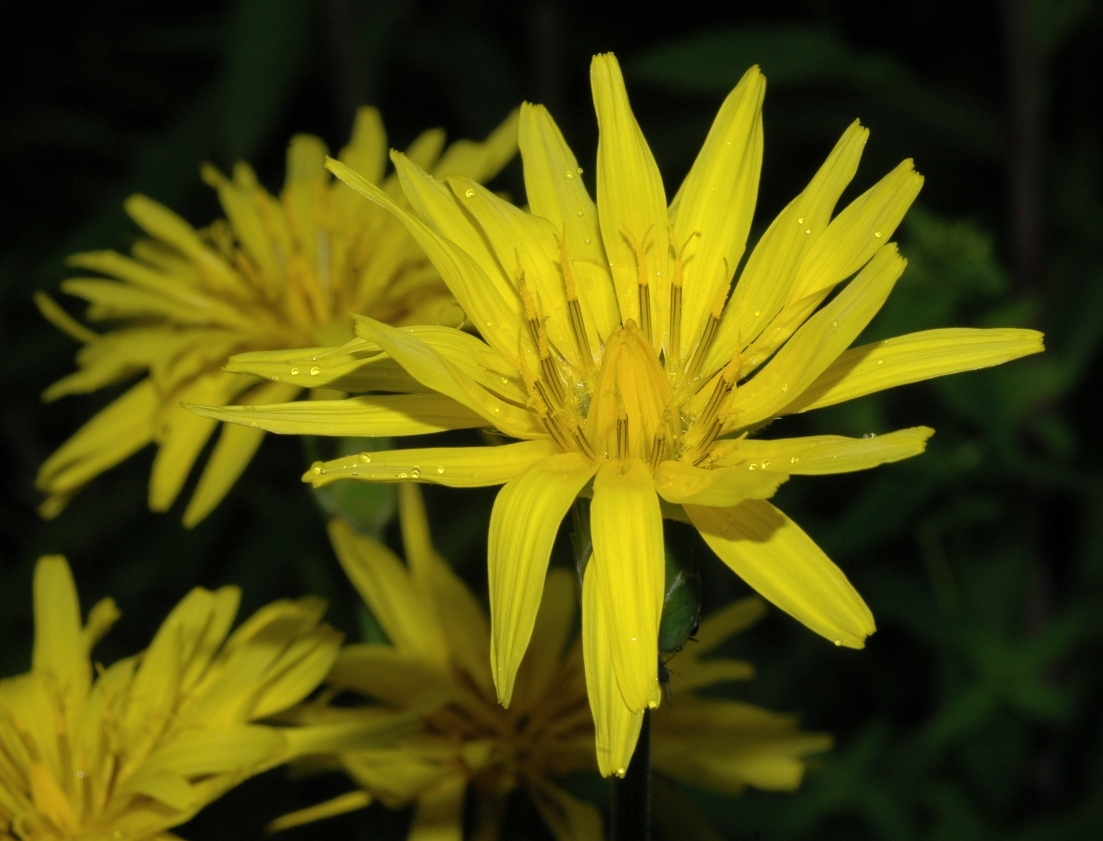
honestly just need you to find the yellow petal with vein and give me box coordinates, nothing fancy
[686,499,874,648]
[187,392,485,437]
[431,108,519,182]
[712,427,933,474]
[591,458,663,712]
[307,439,559,488]
[582,561,644,778]
[671,66,764,347]
[183,381,302,527]
[653,460,788,507]
[783,327,1046,414]
[489,451,597,706]
[328,518,449,669]
[591,53,669,346]
[32,556,89,703]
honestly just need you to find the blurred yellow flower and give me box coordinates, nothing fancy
[36,109,518,525]
[269,486,828,839]
[195,53,1042,770]
[0,555,414,841]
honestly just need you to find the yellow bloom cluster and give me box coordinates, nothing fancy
[197,54,1043,771]
[0,556,415,841]
[270,487,828,840]
[37,109,517,525]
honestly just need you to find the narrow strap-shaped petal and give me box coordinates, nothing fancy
[326,158,525,356]
[653,459,788,507]
[356,317,542,438]
[710,427,933,474]
[327,518,449,670]
[187,392,486,437]
[328,644,448,706]
[431,108,520,182]
[671,67,765,350]
[686,499,875,648]
[590,458,664,712]
[267,791,373,835]
[32,556,89,705]
[409,774,467,841]
[783,327,1046,414]
[489,451,597,706]
[305,440,560,488]
[183,381,302,527]
[510,568,577,712]
[582,561,644,778]
[705,120,869,376]
[34,290,98,343]
[519,102,620,340]
[725,244,906,431]
[592,53,670,347]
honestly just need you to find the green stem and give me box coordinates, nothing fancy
[611,709,651,841]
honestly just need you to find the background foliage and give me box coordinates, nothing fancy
[3,1,1103,838]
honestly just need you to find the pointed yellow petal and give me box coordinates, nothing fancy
[692,596,767,656]
[592,53,670,346]
[582,561,644,778]
[686,500,875,647]
[489,451,597,706]
[329,644,448,706]
[711,427,933,474]
[409,774,467,841]
[82,596,122,654]
[34,291,97,343]
[510,568,577,711]
[590,458,664,712]
[223,339,426,394]
[653,460,788,506]
[268,790,373,834]
[671,67,765,347]
[783,327,1046,414]
[183,382,302,526]
[187,392,486,437]
[307,439,559,489]
[32,556,89,703]
[37,378,157,497]
[326,157,525,354]
[431,108,519,182]
[341,106,387,183]
[706,120,868,376]
[519,102,619,339]
[327,518,449,669]
[726,244,906,431]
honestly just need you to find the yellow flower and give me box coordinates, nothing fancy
[0,555,414,841]
[195,53,1043,770]
[36,109,518,525]
[270,486,829,838]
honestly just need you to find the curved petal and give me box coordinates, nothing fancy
[783,327,1046,414]
[592,53,669,346]
[431,107,519,182]
[306,440,559,489]
[409,774,466,841]
[187,393,486,437]
[32,556,89,705]
[489,451,597,706]
[686,500,874,648]
[591,459,664,712]
[653,460,788,507]
[670,66,764,349]
[582,561,644,778]
[709,427,933,475]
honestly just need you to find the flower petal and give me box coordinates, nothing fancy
[582,561,644,778]
[783,327,1046,414]
[706,120,868,375]
[187,392,486,437]
[592,53,669,346]
[183,381,302,527]
[306,440,560,488]
[711,427,933,474]
[686,499,874,648]
[653,460,788,507]
[591,458,664,712]
[670,67,765,349]
[267,791,373,835]
[510,568,577,712]
[327,518,449,670]
[32,556,89,704]
[409,774,467,841]
[489,451,597,706]
[529,779,605,841]
[726,244,906,431]
[431,108,520,182]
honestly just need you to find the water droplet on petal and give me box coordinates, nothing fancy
[760,460,770,468]
[577,167,583,174]
[805,228,811,234]
[781,383,788,392]
[834,639,842,647]
[790,455,799,464]
[874,230,882,238]
[748,463,757,470]
[832,320,839,327]
[576,210,583,217]
[398,472,408,479]
[464,188,476,198]
[877,359,884,365]
[754,310,761,316]
[617,767,627,777]
[310,461,324,475]
[290,367,299,375]
[310,366,321,376]
[492,405,500,413]
[437,466,445,474]
[565,170,575,179]
[359,453,372,464]
[797,217,805,224]
[410,467,421,479]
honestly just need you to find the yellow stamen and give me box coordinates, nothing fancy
[683,273,731,383]
[557,231,594,369]
[649,433,666,472]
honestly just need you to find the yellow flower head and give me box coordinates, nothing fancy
[197,53,1043,769]
[0,555,412,841]
[36,109,519,525]
[273,486,828,839]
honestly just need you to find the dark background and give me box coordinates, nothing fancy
[3,1,1103,838]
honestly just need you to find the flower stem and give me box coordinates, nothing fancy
[611,708,651,841]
